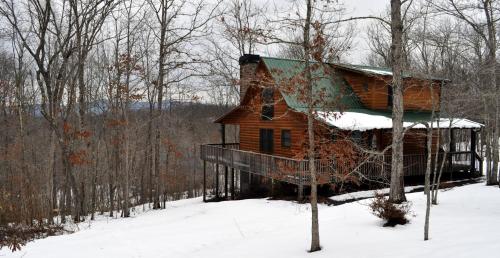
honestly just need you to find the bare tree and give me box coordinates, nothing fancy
[206,0,266,106]
[431,0,499,185]
[388,0,407,203]
[302,0,321,252]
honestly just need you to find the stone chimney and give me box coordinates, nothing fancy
[238,54,260,103]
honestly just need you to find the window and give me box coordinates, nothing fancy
[387,85,393,108]
[259,129,274,154]
[363,81,369,92]
[281,130,291,148]
[352,130,363,144]
[368,131,377,149]
[262,105,274,120]
[261,88,274,120]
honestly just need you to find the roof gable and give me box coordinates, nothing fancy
[260,57,365,113]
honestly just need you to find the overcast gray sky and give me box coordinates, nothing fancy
[343,0,388,63]
[257,0,388,64]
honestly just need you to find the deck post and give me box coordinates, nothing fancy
[448,128,455,172]
[225,167,228,199]
[470,129,476,174]
[221,124,229,199]
[215,164,220,198]
[298,183,303,201]
[203,160,206,202]
[231,168,235,200]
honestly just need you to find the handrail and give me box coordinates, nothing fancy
[206,143,240,146]
[201,143,482,185]
[203,144,307,163]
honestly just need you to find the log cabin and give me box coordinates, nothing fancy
[200,54,483,200]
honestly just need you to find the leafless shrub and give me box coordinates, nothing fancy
[369,192,411,227]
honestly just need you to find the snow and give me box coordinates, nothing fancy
[357,67,393,76]
[317,111,483,131]
[330,185,422,202]
[2,183,500,258]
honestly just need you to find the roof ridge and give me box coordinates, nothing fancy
[260,56,391,69]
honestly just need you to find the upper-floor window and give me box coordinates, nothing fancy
[387,85,393,108]
[261,87,274,120]
[281,129,291,148]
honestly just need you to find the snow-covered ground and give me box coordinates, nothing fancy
[330,184,423,202]
[2,183,499,258]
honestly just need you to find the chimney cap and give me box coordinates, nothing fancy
[239,54,260,65]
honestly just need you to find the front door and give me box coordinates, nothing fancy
[259,128,274,154]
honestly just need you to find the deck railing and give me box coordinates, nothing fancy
[201,143,309,185]
[200,144,480,186]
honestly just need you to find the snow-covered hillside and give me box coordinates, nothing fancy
[2,183,499,258]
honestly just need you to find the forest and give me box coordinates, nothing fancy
[0,0,499,255]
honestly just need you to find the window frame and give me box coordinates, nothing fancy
[281,129,292,148]
[261,87,274,120]
[259,128,274,154]
[351,130,363,144]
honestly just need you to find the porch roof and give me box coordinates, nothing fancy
[316,109,482,131]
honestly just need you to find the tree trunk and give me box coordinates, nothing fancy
[388,0,406,203]
[304,0,320,252]
[483,0,498,185]
[153,0,169,210]
[432,121,452,204]
[424,124,432,240]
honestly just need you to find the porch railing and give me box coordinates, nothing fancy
[200,144,481,186]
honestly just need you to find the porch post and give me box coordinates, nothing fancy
[231,168,235,200]
[298,183,304,201]
[448,128,455,172]
[221,124,229,199]
[225,167,229,198]
[215,164,220,198]
[470,129,476,174]
[203,161,206,202]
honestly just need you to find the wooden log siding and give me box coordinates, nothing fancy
[200,144,462,186]
[236,86,308,158]
[343,71,441,111]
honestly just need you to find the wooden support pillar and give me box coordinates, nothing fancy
[221,124,228,199]
[448,128,455,172]
[271,179,275,197]
[203,161,206,202]
[298,183,304,201]
[225,167,228,199]
[231,168,235,200]
[470,129,476,174]
[215,164,219,198]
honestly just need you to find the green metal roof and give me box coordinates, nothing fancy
[260,56,439,122]
[261,57,365,113]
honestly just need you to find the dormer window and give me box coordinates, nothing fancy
[261,87,274,120]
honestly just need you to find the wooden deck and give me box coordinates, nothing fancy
[200,143,482,187]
